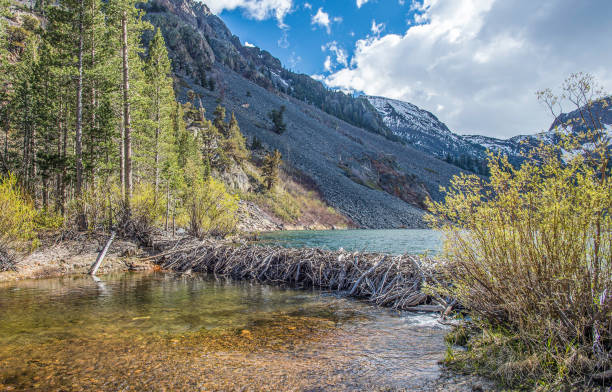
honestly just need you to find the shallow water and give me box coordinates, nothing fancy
[0,271,457,391]
[257,229,443,255]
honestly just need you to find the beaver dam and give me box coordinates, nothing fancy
[147,239,450,313]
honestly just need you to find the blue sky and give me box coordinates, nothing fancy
[205,0,612,138]
[219,1,413,75]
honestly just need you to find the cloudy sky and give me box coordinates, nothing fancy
[206,0,612,138]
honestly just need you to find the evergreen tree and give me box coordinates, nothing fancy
[145,28,174,202]
[268,105,286,134]
[213,105,227,136]
[262,149,282,190]
[224,112,248,164]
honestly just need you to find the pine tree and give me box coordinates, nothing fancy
[224,112,248,164]
[107,0,150,209]
[213,105,227,136]
[268,105,286,134]
[262,149,282,190]
[145,28,174,203]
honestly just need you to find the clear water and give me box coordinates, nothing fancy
[257,229,443,255]
[0,272,454,391]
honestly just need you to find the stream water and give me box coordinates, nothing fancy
[0,270,478,391]
[0,230,484,391]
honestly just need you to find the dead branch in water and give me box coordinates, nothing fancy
[149,240,445,311]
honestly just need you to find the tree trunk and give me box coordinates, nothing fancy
[42,175,48,210]
[121,10,132,208]
[119,109,124,193]
[30,113,36,205]
[60,102,67,216]
[88,0,96,188]
[154,87,160,205]
[75,1,86,230]
[165,180,169,231]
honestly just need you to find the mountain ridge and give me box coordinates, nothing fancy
[142,0,469,228]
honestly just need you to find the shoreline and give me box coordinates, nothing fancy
[0,232,155,283]
[1,227,430,282]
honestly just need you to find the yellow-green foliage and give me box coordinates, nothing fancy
[34,209,64,232]
[186,177,238,238]
[131,183,164,227]
[266,188,301,222]
[65,181,121,231]
[0,173,38,250]
[427,132,611,388]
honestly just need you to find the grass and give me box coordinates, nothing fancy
[240,166,350,228]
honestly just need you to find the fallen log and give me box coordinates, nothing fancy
[89,231,116,276]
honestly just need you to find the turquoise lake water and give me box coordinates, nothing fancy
[257,229,443,255]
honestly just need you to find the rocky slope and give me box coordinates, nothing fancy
[142,0,468,228]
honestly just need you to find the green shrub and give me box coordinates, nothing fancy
[0,173,37,253]
[186,177,238,238]
[130,183,163,227]
[65,181,121,231]
[427,131,611,389]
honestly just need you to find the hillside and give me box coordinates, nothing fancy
[142,0,468,228]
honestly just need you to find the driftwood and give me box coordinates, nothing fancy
[89,231,116,276]
[148,240,445,311]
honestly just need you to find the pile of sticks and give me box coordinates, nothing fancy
[148,240,448,312]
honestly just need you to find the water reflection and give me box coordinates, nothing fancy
[0,272,456,391]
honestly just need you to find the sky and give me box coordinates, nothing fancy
[203,0,612,139]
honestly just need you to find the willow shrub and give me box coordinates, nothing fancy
[0,174,38,269]
[427,134,611,389]
[186,177,238,238]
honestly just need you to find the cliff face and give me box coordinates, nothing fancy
[141,0,469,228]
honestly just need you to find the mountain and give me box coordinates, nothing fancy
[548,97,612,138]
[364,95,492,173]
[365,96,473,156]
[141,0,468,228]
[140,0,610,229]
[367,94,611,169]
[141,0,394,140]
[465,97,612,161]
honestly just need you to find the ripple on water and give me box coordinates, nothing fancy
[0,272,485,391]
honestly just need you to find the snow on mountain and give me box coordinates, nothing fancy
[365,95,485,160]
[369,93,612,172]
[366,96,454,139]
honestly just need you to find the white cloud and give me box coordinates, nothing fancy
[205,0,293,27]
[277,30,289,48]
[304,2,312,9]
[324,56,332,72]
[311,74,325,81]
[244,41,256,48]
[288,52,302,69]
[370,20,385,35]
[356,0,370,8]
[311,7,341,34]
[322,41,348,70]
[323,0,612,138]
[312,8,331,33]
